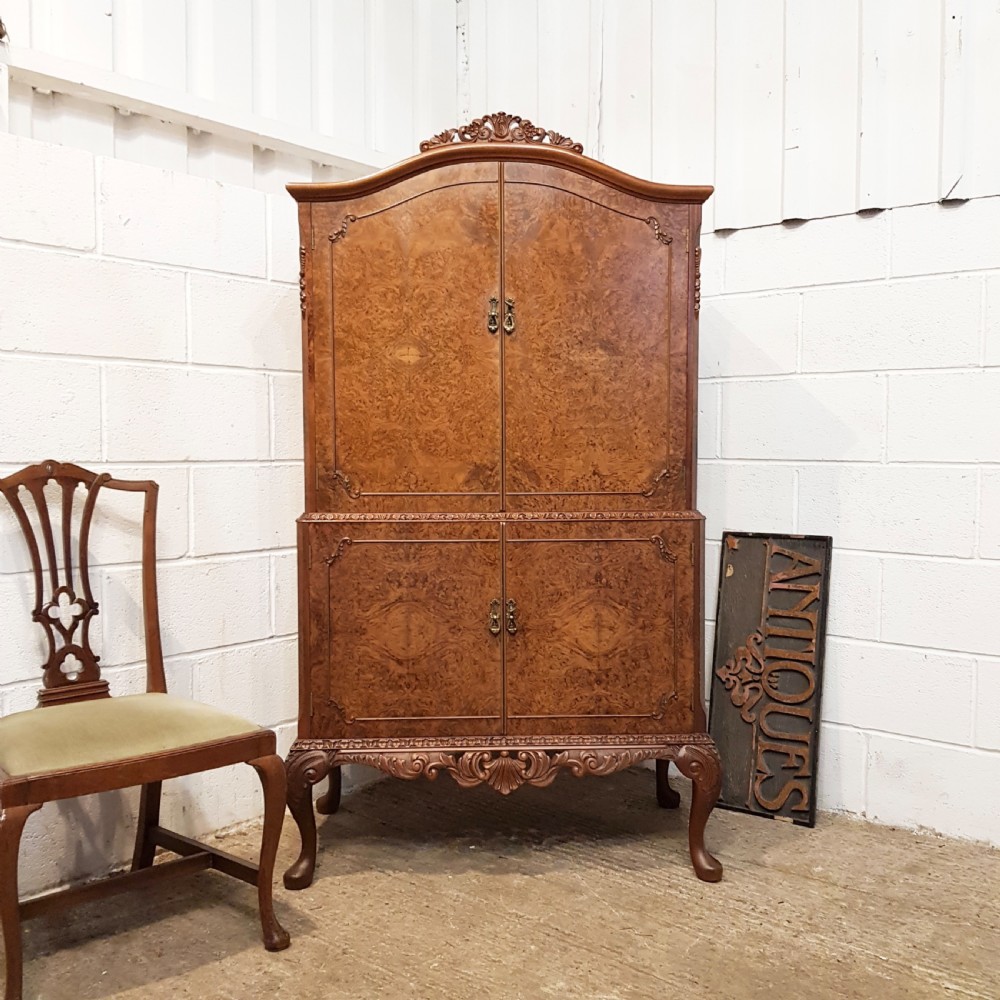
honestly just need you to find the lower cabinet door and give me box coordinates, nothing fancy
[304,520,503,738]
[504,518,701,736]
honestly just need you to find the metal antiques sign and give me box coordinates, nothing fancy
[708,533,832,827]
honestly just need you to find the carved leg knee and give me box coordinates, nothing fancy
[283,749,332,890]
[675,743,723,883]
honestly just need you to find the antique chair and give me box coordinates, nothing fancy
[0,461,289,1000]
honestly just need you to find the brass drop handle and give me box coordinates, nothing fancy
[488,598,502,636]
[487,296,499,335]
[505,598,518,635]
[503,297,516,335]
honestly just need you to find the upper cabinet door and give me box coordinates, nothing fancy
[502,163,694,511]
[312,164,502,513]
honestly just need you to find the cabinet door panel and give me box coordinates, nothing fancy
[502,164,692,511]
[504,519,700,735]
[315,164,502,512]
[304,521,503,738]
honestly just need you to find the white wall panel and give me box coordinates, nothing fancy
[370,0,414,156]
[413,0,458,149]
[713,0,785,229]
[650,0,716,229]
[111,0,187,90]
[30,0,113,68]
[535,0,594,155]
[485,0,539,121]
[600,0,652,177]
[783,0,860,220]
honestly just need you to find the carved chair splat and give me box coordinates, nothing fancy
[0,461,290,1000]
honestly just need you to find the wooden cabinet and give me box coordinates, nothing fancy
[284,114,723,888]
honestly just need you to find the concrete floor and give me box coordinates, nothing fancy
[16,768,1000,1000]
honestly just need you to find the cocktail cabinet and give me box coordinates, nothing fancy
[283,113,722,885]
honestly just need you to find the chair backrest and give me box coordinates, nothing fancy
[0,460,165,708]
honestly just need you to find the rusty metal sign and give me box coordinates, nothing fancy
[708,532,832,827]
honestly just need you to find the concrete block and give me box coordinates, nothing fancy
[866,734,1000,843]
[272,550,298,637]
[188,637,297,727]
[699,235,725,298]
[88,464,189,563]
[986,274,1000,367]
[721,375,885,461]
[825,551,881,641]
[189,274,299,371]
[801,276,982,373]
[191,464,298,555]
[0,357,102,463]
[700,293,799,377]
[271,373,304,460]
[703,539,721,622]
[724,213,889,293]
[823,638,974,745]
[815,723,866,815]
[981,471,1000,559]
[268,193,302,283]
[0,573,48,683]
[99,157,267,276]
[975,658,1000,751]
[0,247,186,362]
[891,197,1000,277]
[104,365,269,462]
[100,555,271,665]
[888,371,1000,463]
[798,465,977,557]
[698,384,719,459]
[0,134,95,250]
[882,557,1000,658]
[697,462,796,542]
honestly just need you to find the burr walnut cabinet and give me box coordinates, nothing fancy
[283,113,723,885]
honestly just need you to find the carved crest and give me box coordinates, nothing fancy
[420,112,584,154]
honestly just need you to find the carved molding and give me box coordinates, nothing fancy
[649,534,677,563]
[674,742,723,802]
[301,510,703,524]
[284,738,715,795]
[324,537,353,566]
[299,246,307,315]
[644,217,673,246]
[290,733,713,752]
[328,214,358,245]
[641,466,679,498]
[694,247,702,316]
[419,112,584,155]
[330,469,361,500]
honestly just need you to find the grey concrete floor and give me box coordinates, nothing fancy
[16,768,1000,1000]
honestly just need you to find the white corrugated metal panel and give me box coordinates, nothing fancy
[4,0,1000,226]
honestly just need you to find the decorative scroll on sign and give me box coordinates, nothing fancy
[708,533,832,827]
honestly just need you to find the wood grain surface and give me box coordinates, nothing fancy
[502,164,689,510]
[305,521,503,739]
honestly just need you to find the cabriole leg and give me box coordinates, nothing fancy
[249,755,291,950]
[655,759,680,809]
[0,803,42,1000]
[315,766,342,815]
[283,750,332,890]
[675,744,724,883]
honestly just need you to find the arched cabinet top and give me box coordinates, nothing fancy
[288,112,713,206]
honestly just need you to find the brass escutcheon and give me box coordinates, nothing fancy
[488,598,502,636]
[503,297,516,335]
[505,598,518,635]
[487,296,499,334]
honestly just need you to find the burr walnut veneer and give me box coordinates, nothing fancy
[284,113,722,885]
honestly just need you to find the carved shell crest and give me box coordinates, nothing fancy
[420,112,584,154]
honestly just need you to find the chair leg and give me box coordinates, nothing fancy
[248,755,291,952]
[675,744,724,883]
[0,803,42,1000]
[131,781,162,871]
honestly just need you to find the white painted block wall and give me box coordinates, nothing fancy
[0,130,321,895]
[699,199,1000,842]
